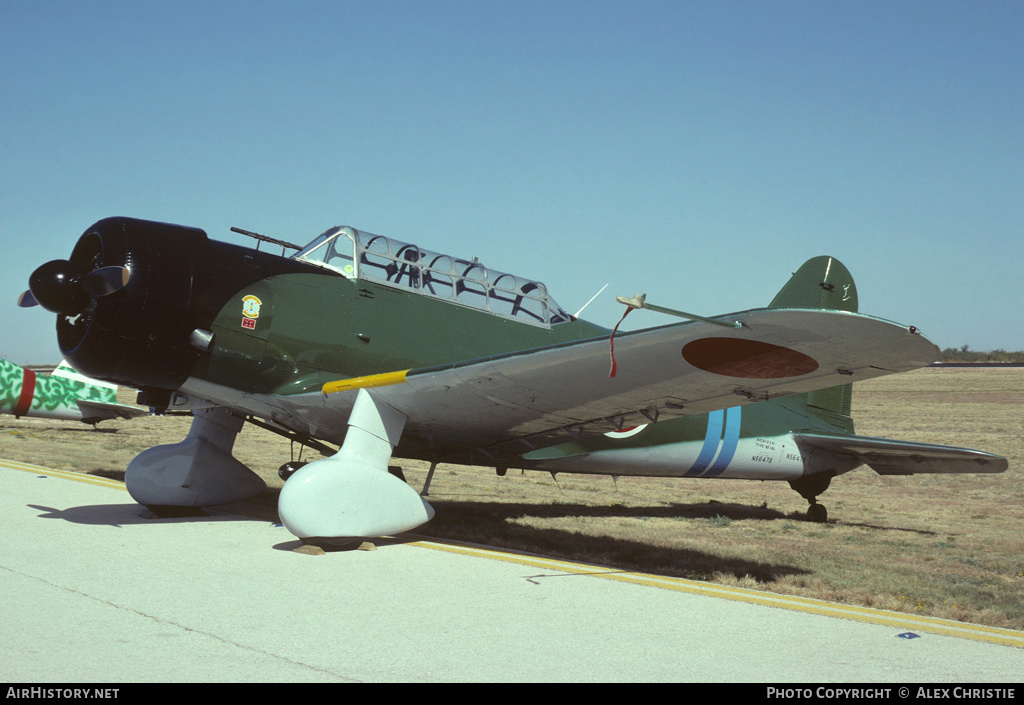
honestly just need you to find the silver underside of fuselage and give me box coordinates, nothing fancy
[531,434,859,481]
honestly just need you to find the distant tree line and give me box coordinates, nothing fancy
[940,346,1024,363]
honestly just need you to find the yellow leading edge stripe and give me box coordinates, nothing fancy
[321,369,410,395]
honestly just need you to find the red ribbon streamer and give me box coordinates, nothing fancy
[609,307,633,378]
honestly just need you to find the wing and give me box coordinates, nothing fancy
[302,307,939,458]
[75,399,150,423]
[796,433,1008,475]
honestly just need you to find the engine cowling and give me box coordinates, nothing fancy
[54,217,206,391]
[29,216,316,403]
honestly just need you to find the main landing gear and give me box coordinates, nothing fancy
[277,388,434,543]
[788,471,835,524]
[125,406,266,511]
[125,391,434,544]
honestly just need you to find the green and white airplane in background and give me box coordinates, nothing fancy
[0,357,147,424]
[21,217,1006,544]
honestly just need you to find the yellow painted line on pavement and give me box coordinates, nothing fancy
[1,458,279,521]
[2,458,127,491]
[408,537,1024,650]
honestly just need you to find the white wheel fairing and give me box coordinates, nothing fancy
[278,388,434,540]
[278,456,434,540]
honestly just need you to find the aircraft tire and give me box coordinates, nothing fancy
[807,503,828,523]
[300,537,363,551]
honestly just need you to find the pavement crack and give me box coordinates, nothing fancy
[525,569,630,584]
[1,564,363,682]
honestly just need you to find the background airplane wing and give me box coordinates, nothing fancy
[795,433,1008,474]
[298,307,940,458]
[75,399,150,423]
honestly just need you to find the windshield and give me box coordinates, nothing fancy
[292,228,356,278]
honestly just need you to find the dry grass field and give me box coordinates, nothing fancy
[2,367,1021,629]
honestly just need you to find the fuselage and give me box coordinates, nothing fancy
[43,218,608,408]
[193,270,609,398]
[524,395,861,481]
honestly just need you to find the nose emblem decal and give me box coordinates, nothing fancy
[242,295,262,318]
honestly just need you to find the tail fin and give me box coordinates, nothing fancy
[769,256,858,313]
[51,359,119,403]
[770,256,857,424]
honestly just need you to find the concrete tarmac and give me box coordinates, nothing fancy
[2,459,1022,683]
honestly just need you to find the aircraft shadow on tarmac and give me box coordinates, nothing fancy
[26,482,806,582]
[26,501,266,528]
[412,496,940,582]
[50,469,931,581]
[414,497,812,584]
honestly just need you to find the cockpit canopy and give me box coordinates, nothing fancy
[293,226,571,327]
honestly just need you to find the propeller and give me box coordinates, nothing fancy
[20,260,130,315]
[76,264,130,296]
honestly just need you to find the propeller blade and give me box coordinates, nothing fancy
[78,266,130,296]
[27,259,92,315]
[27,261,130,315]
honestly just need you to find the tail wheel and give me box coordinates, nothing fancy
[278,461,308,481]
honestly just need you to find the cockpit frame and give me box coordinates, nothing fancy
[292,226,571,327]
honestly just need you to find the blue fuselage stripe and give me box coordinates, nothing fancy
[684,409,724,477]
[704,407,742,477]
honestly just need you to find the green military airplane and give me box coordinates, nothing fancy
[0,356,147,424]
[20,217,1006,544]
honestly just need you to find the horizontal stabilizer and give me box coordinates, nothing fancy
[796,433,1008,475]
[75,399,150,423]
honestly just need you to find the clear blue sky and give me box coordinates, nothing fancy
[2,0,1021,364]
